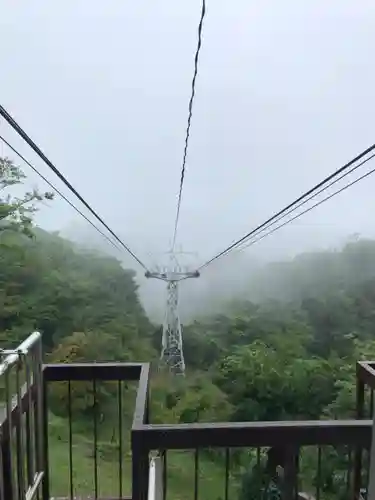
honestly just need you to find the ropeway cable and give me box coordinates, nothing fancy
[0,134,123,254]
[198,143,375,270]
[239,157,375,253]
[171,0,206,251]
[0,105,149,270]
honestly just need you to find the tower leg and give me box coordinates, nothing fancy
[161,281,185,375]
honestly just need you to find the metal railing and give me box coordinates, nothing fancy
[356,361,375,500]
[0,331,45,500]
[43,362,150,500]
[133,420,372,500]
[0,332,151,500]
[1,333,375,500]
[132,363,375,500]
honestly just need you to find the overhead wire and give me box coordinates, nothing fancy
[239,159,375,252]
[198,143,375,270]
[0,134,122,253]
[0,105,148,271]
[235,152,375,251]
[171,0,206,251]
[0,104,149,271]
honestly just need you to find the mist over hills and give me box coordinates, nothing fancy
[62,222,261,322]
[60,222,374,324]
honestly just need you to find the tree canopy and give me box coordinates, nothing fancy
[0,157,53,238]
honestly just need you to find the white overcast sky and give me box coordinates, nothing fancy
[1,0,375,277]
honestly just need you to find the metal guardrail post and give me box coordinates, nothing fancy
[132,363,151,500]
[0,332,44,500]
[148,455,163,500]
[283,447,299,500]
[355,366,366,499]
[367,397,375,500]
[41,372,50,500]
[132,431,149,500]
[0,431,13,500]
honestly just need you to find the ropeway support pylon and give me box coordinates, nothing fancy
[145,251,199,375]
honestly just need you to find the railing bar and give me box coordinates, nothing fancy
[4,366,15,500]
[0,332,41,377]
[347,446,352,493]
[131,432,145,500]
[316,446,321,500]
[162,450,167,500]
[366,447,371,494]
[43,362,143,382]
[93,378,99,500]
[30,339,44,500]
[224,448,230,500]
[33,340,44,478]
[354,374,365,499]
[1,434,14,500]
[25,409,32,490]
[283,446,298,500]
[132,364,150,429]
[0,436,5,500]
[16,355,26,500]
[140,421,372,450]
[371,390,374,419]
[25,355,34,488]
[295,448,300,500]
[257,447,261,500]
[41,367,50,500]
[118,380,123,499]
[68,380,74,500]
[193,449,199,500]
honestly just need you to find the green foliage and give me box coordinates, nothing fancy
[0,157,53,238]
[214,341,337,421]
[239,463,282,500]
[150,372,232,424]
[0,226,153,351]
[47,331,127,417]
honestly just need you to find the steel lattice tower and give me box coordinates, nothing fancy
[145,251,199,375]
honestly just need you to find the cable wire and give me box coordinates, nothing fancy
[240,160,375,252]
[0,134,122,253]
[171,0,206,251]
[198,143,375,270]
[235,152,375,251]
[0,105,148,270]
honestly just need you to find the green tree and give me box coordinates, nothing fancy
[0,157,53,238]
[47,331,128,418]
[216,340,338,421]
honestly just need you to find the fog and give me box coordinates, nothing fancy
[1,1,375,321]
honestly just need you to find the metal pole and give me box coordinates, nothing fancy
[0,332,43,500]
[367,397,375,500]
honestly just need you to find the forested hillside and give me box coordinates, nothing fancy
[160,241,375,424]
[0,157,153,357]
[1,226,154,357]
[2,155,375,498]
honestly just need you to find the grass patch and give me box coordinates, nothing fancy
[47,414,239,500]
